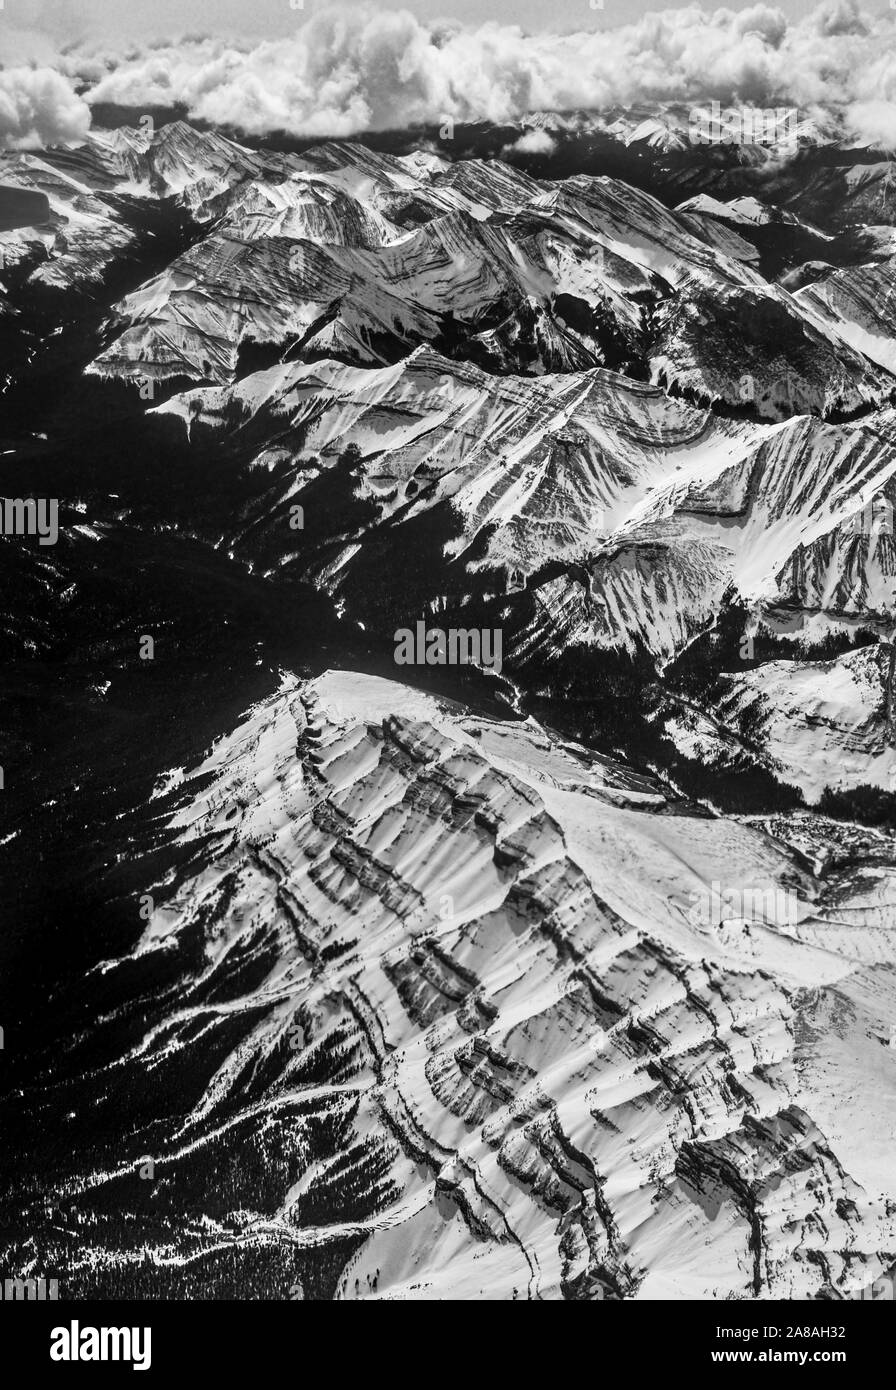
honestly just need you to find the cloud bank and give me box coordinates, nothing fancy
[2,1,895,149]
[0,65,91,149]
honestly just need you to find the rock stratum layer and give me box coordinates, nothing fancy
[7,671,891,1301]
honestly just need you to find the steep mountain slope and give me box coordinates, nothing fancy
[4,670,894,1300]
[796,262,896,377]
[0,150,136,291]
[713,645,895,800]
[150,349,896,666]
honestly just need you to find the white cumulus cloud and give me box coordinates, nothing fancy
[502,128,559,156]
[0,65,91,149]
[4,2,896,149]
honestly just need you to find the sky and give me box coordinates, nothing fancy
[1,0,867,48]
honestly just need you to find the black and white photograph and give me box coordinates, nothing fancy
[1,0,896,1351]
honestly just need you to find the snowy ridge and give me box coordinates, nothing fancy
[67,670,896,1300]
[153,351,896,673]
[30,122,885,412]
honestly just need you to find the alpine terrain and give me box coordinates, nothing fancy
[2,103,896,1303]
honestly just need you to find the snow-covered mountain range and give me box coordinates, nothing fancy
[1,114,895,1300]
